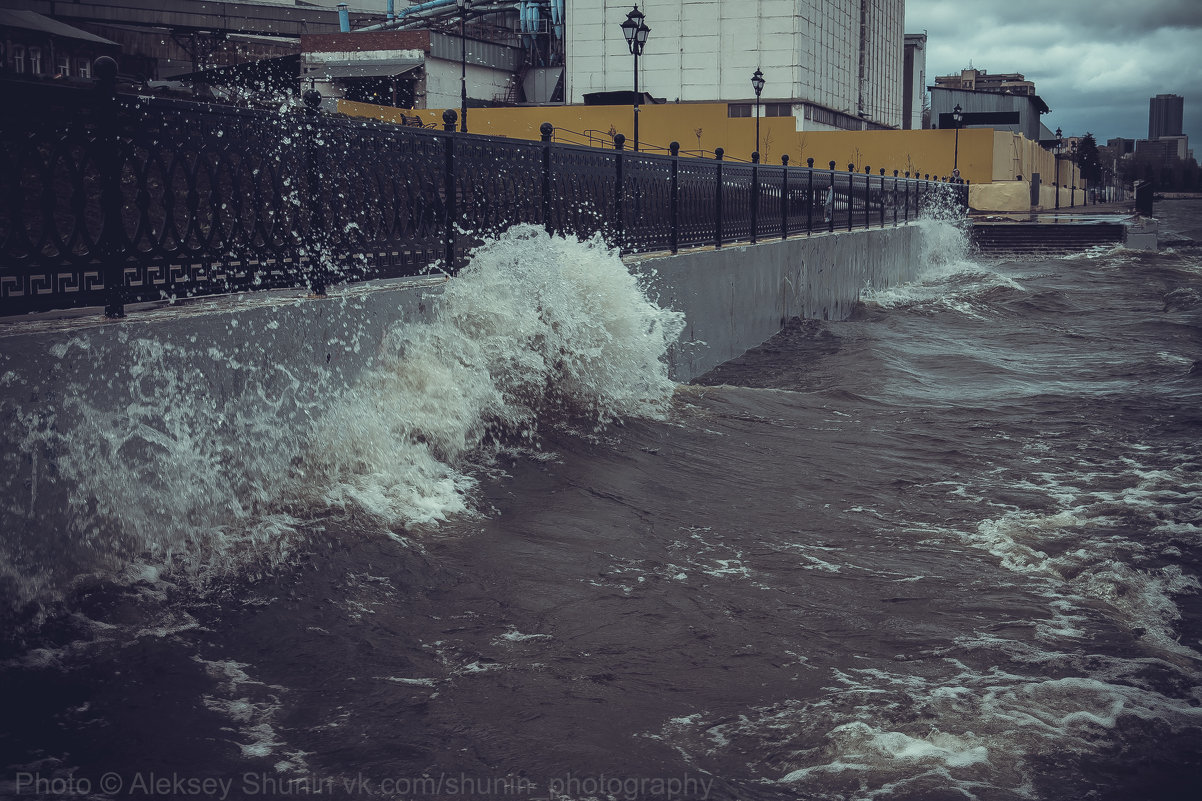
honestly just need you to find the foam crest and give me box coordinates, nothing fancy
[1,338,309,613]
[861,194,1025,313]
[958,451,1202,658]
[664,657,1202,799]
[0,225,684,613]
[302,226,684,528]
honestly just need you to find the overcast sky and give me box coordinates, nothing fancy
[905,0,1202,148]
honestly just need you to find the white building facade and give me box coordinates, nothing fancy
[564,0,905,130]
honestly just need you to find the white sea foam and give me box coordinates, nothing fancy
[664,656,1202,800]
[0,225,684,612]
[380,676,438,687]
[859,198,1039,318]
[305,227,683,529]
[863,225,1020,315]
[955,448,1202,658]
[195,656,297,765]
[496,628,552,644]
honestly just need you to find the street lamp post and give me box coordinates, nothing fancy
[952,103,963,177]
[457,0,469,133]
[1054,126,1062,210]
[751,68,765,158]
[1070,140,1077,207]
[620,5,650,151]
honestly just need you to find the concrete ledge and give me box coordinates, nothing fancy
[2,225,925,406]
[0,275,447,412]
[1124,218,1158,251]
[1,224,923,393]
[633,225,922,381]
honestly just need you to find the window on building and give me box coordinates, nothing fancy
[75,58,91,79]
[28,47,43,75]
[56,54,70,77]
[730,103,791,118]
[804,104,864,131]
[12,45,25,74]
[805,105,836,126]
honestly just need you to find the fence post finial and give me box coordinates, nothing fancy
[541,123,553,232]
[94,56,124,318]
[670,142,680,253]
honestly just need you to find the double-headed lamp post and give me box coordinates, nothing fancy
[751,68,765,157]
[1055,126,1063,209]
[620,5,650,151]
[456,0,470,133]
[952,103,963,177]
[1070,140,1078,207]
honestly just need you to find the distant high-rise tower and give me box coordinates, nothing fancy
[1149,93,1183,140]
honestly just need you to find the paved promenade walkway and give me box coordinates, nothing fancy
[971,200,1136,222]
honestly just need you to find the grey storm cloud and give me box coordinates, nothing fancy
[907,0,1202,144]
[911,0,1202,35]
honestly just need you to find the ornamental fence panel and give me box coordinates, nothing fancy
[0,69,965,318]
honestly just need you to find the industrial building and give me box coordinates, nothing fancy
[901,32,926,130]
[0,8,121,82]
[933,68,1035,97]
[928,67,1051,143]
[3,1,910,134]
[564,0,905,131]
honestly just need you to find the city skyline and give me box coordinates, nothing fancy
[906,0,1201,149]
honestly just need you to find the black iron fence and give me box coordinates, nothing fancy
[0,62,967,318]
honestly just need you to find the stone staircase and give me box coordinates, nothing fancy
[971,222,1127,255]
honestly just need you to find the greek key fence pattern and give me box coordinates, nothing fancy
[0,71,967,318]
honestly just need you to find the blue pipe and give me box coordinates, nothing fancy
[358,0,460,32]
[387,0,395,21]
[338,3,350,32]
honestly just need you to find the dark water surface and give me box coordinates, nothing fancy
[2,204,1200,801]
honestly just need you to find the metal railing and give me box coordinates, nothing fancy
[0,63,967,318]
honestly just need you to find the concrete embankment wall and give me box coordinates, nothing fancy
[0,225,922,401]
[0,278,446,439]
[635,224,922,380]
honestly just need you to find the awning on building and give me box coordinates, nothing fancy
[0,9,119,46]
[303,59,423,81]
[169,53,301,92]
[582,90,663,106]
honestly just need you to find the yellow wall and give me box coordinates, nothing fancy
[970,181,1031,213]
[774,128,995,184]
[340,99,796,161]
[337,99,1070,194]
